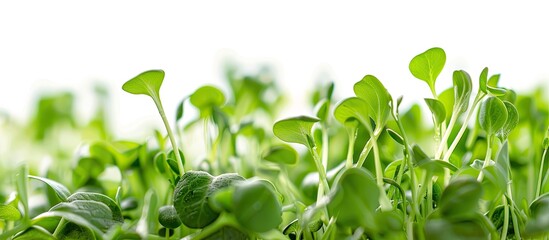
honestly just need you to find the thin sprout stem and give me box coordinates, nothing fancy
[536,148,548,198]
[346,128,356,169]
[436,111,459,159]
[477,135,492,182]
[310,145,330,194]
[154,99,185,175]
[501,195,509,240]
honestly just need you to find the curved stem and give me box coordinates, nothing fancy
[154,99,185,175]
[501,195,509,240]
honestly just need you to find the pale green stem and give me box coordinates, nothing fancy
[321,125,329,179]
[443,94,484,184]
[536,148,548,198]
[310,145,330,194]
[436,111,459,159]
[153,99,185,175]
[346,129,356,169]
[355,129,381,168]
[501,195,509,240]
[477,135,492,182]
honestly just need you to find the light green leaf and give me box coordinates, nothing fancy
[0,205,21,221]
[479,67,488,94]
[122,70,164,98]
[333,97,371,130]
[190,86,226,117]
[478,97,508,136]
[424,98,446,126]
[409,47,446,94]
[452,70,472,114]
[353,75,391,128]
[328,168,379,230]
[262,144,298,165]
[233,180,282,232]
[273,116,320,148]
[29,175,71,201]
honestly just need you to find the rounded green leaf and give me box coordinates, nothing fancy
[233,180,282,232]
[409,47,446,93]
[452,70,472,114]
[353,75,391,127]
[424,218,489,240]
[190,86,226,114]
[0,204,21,221]
[478,97,508,136]
[439,177,483,219]
[496,101,519,140]
[173,171,244,228]
[525,194,549,236]
[386,128,404,145]
[272,116,320,147]
[158,205,182,229]
[328,168,379,229]
[333,97,371,130]
[424,98,446,126]
[262,144,298,165]
[49,200,117,232]
[122,70,164,98]
[67,192,124,223]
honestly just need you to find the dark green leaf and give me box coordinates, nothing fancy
[12,226,56,240]
[496,101,519,140]
[158,205,182,229]
[173,171,244,228]
[67,192,124,222]
[439,178,483,220]
[272,116,320,148]
[424,218,489,240]
[409,47,446,93]
[202,226,249,240]
[478,97,508,136]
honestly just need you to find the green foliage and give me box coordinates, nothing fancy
[273,116,319,147]
[3,47,549,239]
[172,171,244,228]
[409,47,446,94]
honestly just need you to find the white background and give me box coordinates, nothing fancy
[1,1,548,138]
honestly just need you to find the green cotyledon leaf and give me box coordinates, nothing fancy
[173,171,245,228]
[409,47,446,94]
[273,116,320,148]
[353,75,391,129]
[478,97,508,136]
[122,70,164,98]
